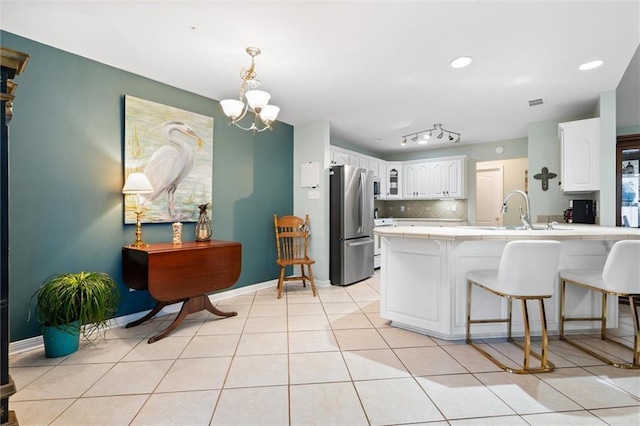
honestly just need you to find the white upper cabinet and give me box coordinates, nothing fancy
[367,160,379,179]
[330,148,352,166]
[377,162,387,199]
[558,118,600,193]
[385,162,402,199]
[429,158,466,198]
[358,156,370,170]
[403,162,430,198]
[329,146,466,199]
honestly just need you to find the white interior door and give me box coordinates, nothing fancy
[476,166,503,226]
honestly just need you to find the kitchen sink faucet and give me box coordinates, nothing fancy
[501,190,533,230]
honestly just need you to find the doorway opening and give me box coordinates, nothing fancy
[617,134,640,227]
[476,158,528,227]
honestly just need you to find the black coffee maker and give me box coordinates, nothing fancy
[570,200,596,224]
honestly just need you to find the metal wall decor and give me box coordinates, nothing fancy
[534,167,557,191]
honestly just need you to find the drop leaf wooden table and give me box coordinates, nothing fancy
[122,240,242,343]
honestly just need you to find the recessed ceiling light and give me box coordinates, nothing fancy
[579,60,604,71]
[450,56,473,68]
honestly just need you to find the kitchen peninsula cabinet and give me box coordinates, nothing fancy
[559,117,600,193]
[375,224,640,340]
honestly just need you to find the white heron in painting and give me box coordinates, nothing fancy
[144,121,204,219]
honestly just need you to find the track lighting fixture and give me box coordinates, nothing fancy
[400,124,461,146]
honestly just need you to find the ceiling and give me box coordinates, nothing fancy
[1,0,639,155]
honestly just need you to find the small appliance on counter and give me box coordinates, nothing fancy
[568,199,596,224]
[563,208,573,223]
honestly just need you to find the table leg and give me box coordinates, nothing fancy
[125,301,170,329]
[203,296,238,318]
[146,295,237,343]
[147,300,192,344]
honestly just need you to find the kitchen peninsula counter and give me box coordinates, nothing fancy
[374,223,640,241]
[375,224,640,340]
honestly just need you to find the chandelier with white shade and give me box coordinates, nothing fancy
[220,47,280,134]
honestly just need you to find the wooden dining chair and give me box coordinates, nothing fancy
[273,214,317,299]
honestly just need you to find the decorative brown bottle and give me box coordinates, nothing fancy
[195,203,212,241]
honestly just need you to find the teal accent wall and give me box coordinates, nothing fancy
[2,32,293,342]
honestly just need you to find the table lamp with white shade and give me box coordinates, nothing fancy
[122,172,154,247]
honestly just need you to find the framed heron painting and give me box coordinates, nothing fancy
[123,95,214,223]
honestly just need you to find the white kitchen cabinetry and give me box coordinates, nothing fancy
[558,118,600,193]
[403,162,430,198]
[330,148,351,166]
[429,157,466,198]
[377,162,387,199]
[385,162,402,199]
[368,158,387,182]
[347,155,360,167]
[358,156,371,171]
[329,146,467,200]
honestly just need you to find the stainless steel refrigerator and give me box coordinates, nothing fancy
[330,165,375,285]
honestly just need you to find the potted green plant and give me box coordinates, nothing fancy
[31,272,120,357]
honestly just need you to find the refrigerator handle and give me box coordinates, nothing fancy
[346,238,373,247]
[359,171,366,233]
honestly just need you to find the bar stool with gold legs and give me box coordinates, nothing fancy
[466,240,562,374]
[559,240,640,369]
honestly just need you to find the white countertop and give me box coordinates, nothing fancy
[374,223,640,241]
[392,218,467,222]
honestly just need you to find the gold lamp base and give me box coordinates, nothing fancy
[129,211,148,248]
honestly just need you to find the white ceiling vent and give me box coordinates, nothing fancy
[528,98,544,107]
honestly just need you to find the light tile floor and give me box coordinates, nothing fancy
[9,272,640,425]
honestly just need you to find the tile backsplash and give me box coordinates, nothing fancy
[375,200,467,220]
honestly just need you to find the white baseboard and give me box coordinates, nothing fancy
[315,278,331,288]
[9,279,279,356]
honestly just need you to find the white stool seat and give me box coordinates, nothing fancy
[559,240,640,369]
[559,269,605,289]
[466,240,562,374]
[466,270,499,290]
